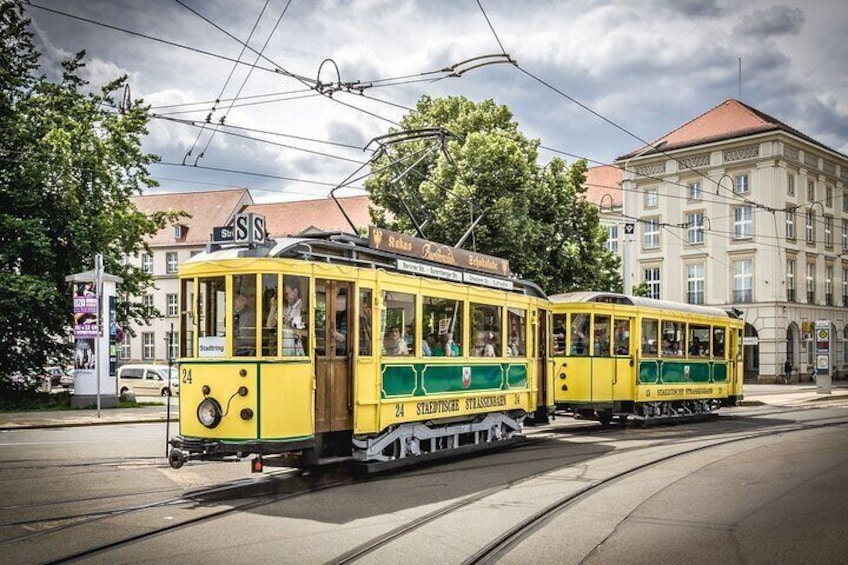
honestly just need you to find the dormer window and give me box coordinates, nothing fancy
[173,224,187,240]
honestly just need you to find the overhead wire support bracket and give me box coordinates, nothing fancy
[441,53,516,77]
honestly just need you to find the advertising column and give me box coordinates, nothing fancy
[814,320,832,394]
[66,263,122,409]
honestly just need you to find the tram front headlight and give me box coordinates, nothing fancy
[197,398,222,429]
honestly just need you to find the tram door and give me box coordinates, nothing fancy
[314,279,353,433]
[612,316,634,400]
[536,308,550,410]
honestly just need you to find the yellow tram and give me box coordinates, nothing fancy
[549,292,744,424]
[169,226,549,470]
[169,221,744,470]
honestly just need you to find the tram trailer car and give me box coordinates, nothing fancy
[169,228,550,471]
[549,292,744,425]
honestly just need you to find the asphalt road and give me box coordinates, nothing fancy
[0,402,846,564]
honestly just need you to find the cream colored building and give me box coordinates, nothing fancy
[122,191,371,365]
[592,99,848,383]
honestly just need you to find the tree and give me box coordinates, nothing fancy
[365,95,621,294]
[0,2,180,386]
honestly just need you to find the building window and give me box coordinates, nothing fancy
[645,187,658,208]
[167,331,179,361]
[825,216,833,247]
[643,218,660,249]
[826,185,833,207]
[606,225,618,253]
[807,262,816,304]
[734,173,749,195]
[142,294,154,313]
[688,181,702,201]
[826,266,834,306]
[142,332,155,360]
[733,206,752,239]
[807,180,815,201]
[119,334,131,360]
[166,252,178,274]
[190,250,201,258]
[733,259,752,303]
[644,267,661,300]
[842,220,848,251]
[787,259,796,302]
[173,224,186,240]
[687,263,705,305]
[786,208,796,240]
[686,212,704,244]
[787,173,795,196]
[167,294,178,317]
[843,268,848,306]
[806,210,815,244]
[141,253,153,274]
[843,191,848,213]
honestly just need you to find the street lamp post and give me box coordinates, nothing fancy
[622,141,667,295]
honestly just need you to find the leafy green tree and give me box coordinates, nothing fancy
[0,2,180,386]
[366,95,621,294]
[631,282,650,297]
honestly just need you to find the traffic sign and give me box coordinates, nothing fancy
[624,223,635,234]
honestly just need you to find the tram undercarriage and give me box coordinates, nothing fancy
[560,398,730,427]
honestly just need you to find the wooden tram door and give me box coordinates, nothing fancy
[314,279,353,433]
[536,308,550,410]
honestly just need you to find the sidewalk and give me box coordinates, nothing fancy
[1,384,847,430]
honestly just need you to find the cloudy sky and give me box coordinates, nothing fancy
[24,0,848,203]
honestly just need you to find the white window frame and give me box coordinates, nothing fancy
[643,218,660,250]
[688,181,702,201]
[166,252,178,274]
[733,259,753,303]
[843,268,848,305]
[826,185,833,207]
[644,267,661,300]
[806,210,815,244]
[787,259,796,301]
[787,173,795,196]
[606,225,619,253]
[167,331,179,362]
[734,173,749,195]
[826,265,834,305]
[645,187,658,209]
[686,212,704,244]
[786,208,796,240]
[142,294,154,311]
[142,332,155,360]
[687,263,705,305]
[119,334,131,360]
[825,216,833,247]
[734,206,752,239]
[807,262,816,304]
[167,294,178,317]
[141,253,153,274]
[807,180,815,202]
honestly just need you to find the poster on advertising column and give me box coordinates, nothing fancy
[73,283,98,386]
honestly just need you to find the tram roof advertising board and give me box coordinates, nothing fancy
[368,227,511,277]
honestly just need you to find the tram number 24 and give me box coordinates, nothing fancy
[181,368,192,385]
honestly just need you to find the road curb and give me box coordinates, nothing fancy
[0,416,178,431]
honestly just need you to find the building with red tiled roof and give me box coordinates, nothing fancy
[242,195,372,238]
[120,190,373,365]
[613,98,848,384]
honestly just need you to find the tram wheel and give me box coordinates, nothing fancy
[168,448,185,469]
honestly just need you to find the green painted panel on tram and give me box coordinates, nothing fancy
[506,364,528,389]
[639,361,659,384]
[661,362,686,383]
[713,363,728,382]
[420,364,503,395]
[660,361,709,383]
[381,365,417,397]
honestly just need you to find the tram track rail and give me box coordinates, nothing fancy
[325,415,848,565]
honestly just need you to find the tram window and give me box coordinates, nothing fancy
[507,308,527,357]
[736,329,744,361]
[641,318,658,357]
[471,303,502,357]
[282,276,308,356]
[180,278,195,358]
[382,291,415,356]
[614,318,630,355]
[552,314,567,356]
[593,315,611,357]
[713,327,726,358]
[688,324,710,357]
[315,283,327,356]
[423,296,463,357]
[359,288,373,356]
[570,313,590,356]
[661,320,685,357]
[261,274,279,357]
[197,277,226,358]
[233,275,257,357]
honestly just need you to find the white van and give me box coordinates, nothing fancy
[117,364,179,397]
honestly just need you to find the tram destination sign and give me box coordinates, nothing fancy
[368,227,510,277]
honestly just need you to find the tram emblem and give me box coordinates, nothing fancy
[462,367,472,389]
